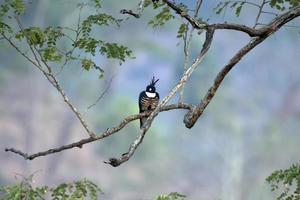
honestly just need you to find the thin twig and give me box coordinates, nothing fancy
[14,15,95,137]
[254,0,267,28]
[179,0,203,103]
[1,34,44,72]
[15,16,48,75]
[86,73,116,111]
[261,11,279,16]
[56,7,83,76]
[226,1,261,8]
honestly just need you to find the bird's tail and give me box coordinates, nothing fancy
[140,117,147,128]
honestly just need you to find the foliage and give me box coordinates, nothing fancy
[214,0,300,16]
[91,0,102,9]
[154,192,187,200]
[214,1,246,17]
[81,14,118,37]
[270,0,300,10]
[177,23,188,39]
[0,0,133,75]
[149,6,175,27]
[0,177,102,200]
[0,0,25,34]
[266,163,300,200]
[1,0,25,16]
[145,1,175,27]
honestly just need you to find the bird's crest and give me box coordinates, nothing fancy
[149,76,159,86]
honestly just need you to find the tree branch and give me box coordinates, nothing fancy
[105,28,215,167]
[5,103,192,160]
[120,0,265,36]
[254,0,268,28]
[5,1,300,167]
[183,5,300,128]
[179,0,203,103]
[86,73,116,111]
[13,15,95,138]
[162,0,266,37]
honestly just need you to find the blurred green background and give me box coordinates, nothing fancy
[0,0,300,199]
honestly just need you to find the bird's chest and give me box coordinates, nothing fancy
[140,95,159,111]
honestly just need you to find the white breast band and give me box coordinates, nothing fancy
[146,92,156,98]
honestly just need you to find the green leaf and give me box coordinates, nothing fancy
[15,27,46,46]
[177,23,188,38]
[0,21,12,34]
[12,0,25,15]
[81,14,118,37]
[0,3,10,18]
[74,37,102,55]
[148,6,175,27]
[269,0,300,10]
[41,47,62,62]
[214,1,245,17]
[91,0,102,8]
[44,26,64,46]
[267,163,300,200]
[0,0,26,17]
[99,42,132,64]
[235,4,243,17]
[81,58,94,71]
[154,192,187,200]
[214,2,229,15]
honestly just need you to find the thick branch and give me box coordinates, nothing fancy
[208,23,263,37]
[184,37,265,128]
[184,5,300,128]
[5,103,192,160]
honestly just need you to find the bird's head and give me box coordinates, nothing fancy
[146,76,159,93]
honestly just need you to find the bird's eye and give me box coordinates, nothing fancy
[149,88,152,91]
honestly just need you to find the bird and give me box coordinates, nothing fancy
[152,0,159,3]
[139,76,160,128]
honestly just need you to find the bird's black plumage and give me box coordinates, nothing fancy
[139,77,160,128]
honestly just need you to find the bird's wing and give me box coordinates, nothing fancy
[139,91,146,112]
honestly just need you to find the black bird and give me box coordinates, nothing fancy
[139,77,160,128]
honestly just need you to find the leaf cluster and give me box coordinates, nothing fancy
[270,0,300,10]
[266,163,300,200]
[0,0,25,33]
[154,192,187,200]
[0,178,102,200]
[145,1,175,27]
[177,23,188,38]
[81,14,118,37]
[15,26,64,62]
[214,1,245,17]
[1,0,133,75]
[149,7,175,27]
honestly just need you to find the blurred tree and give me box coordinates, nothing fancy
[1,0,300,199]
